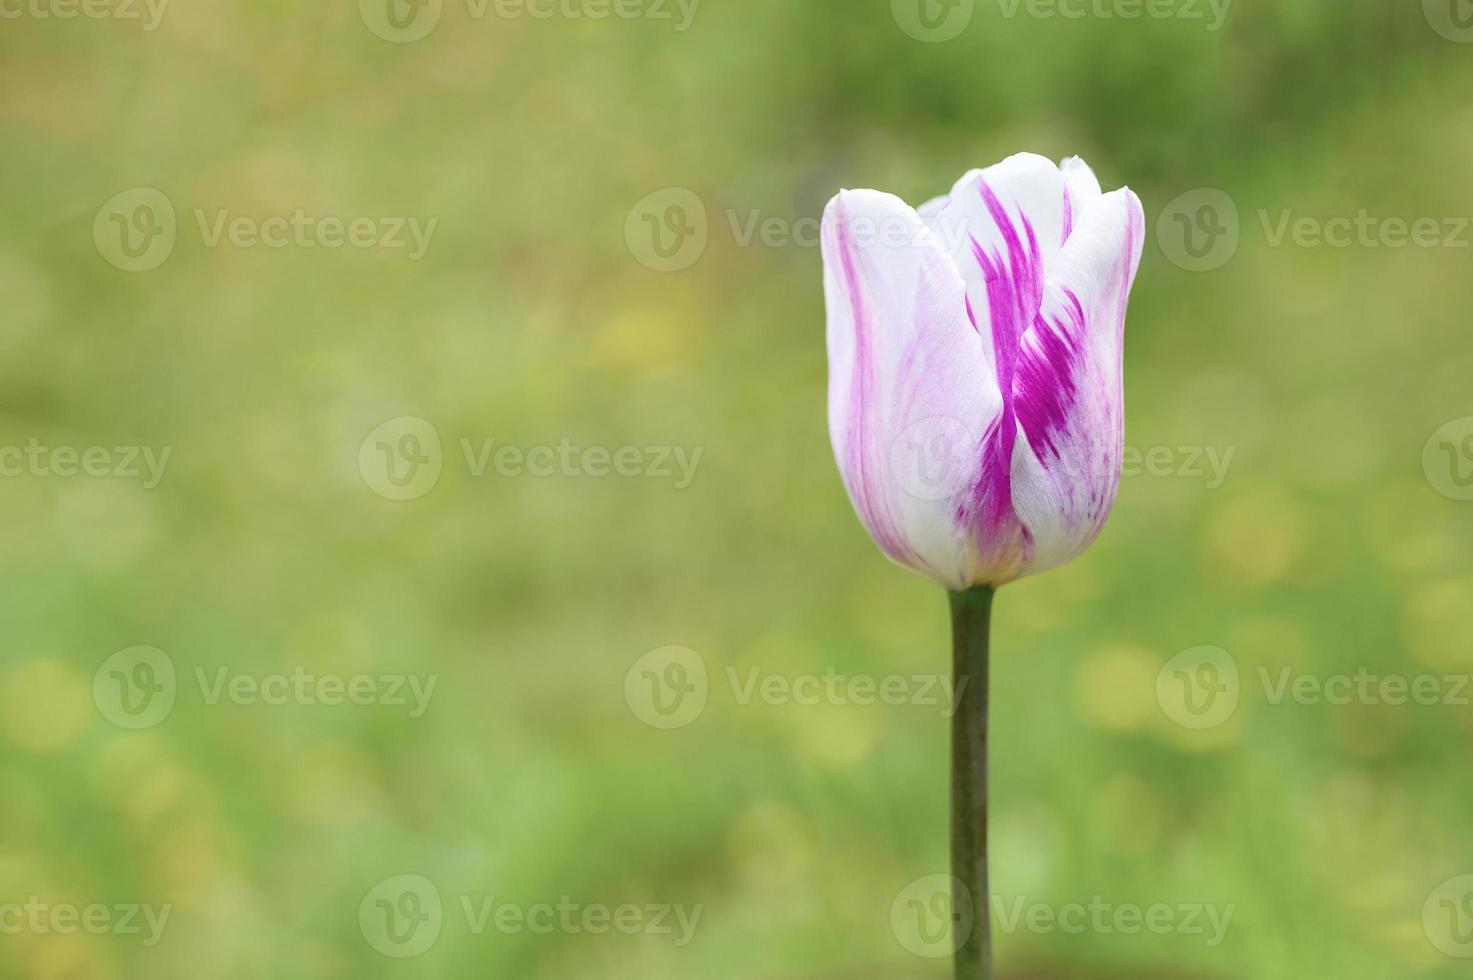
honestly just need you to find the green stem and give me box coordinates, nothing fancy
[949,586,994,980]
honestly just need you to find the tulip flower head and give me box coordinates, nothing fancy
[823,153,1145,590]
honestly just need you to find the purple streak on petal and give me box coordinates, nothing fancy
[973,178,1044,386]
[960,177,1042,557]
[832,199,912,565]
[1061,184,1074,245]
[965,235,1014,534]
[1016,288,1085,460]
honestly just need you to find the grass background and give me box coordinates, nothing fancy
[1,0,1472,977]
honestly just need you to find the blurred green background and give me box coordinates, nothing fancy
[2,1,1472,977]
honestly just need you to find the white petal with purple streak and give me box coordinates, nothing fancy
[823,189,1006,589]
[1008,187,1145,576]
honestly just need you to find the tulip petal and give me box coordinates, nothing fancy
[823,189,1009,589]
[924,154,1071,376]
[1060,155,1102,240]
[1008,187,1145,576]
[920,154,1085,583]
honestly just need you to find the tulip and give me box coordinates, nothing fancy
[824,152,1144,591]
[821,153,1143,979]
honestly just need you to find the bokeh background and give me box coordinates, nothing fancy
[2,1,1472,977]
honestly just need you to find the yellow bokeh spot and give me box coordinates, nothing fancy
[24,932,113,980]
[725,802,815,889]
[1380,915,1452,971]
[589,307,692,377]
[0,659,90,752]
[1361,481,1457,574]
[89,735,191,825]
[150,817,236,903]
[791,702,883,771]
[1201,491,1307,588]
[282,611,374,676]
[286,741,386,828]
[1401,578,1473,671]
[1074,645,1161,733]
